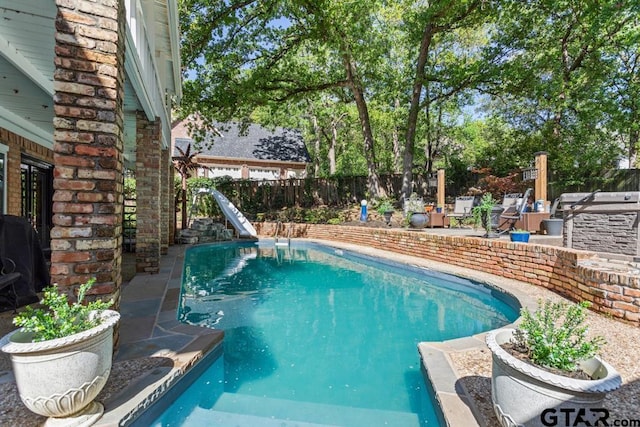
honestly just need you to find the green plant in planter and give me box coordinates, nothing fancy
[512,300,605,372]
[376,199,395,215]
[472,193,497,235]
[13,279,113,342]
[404,193,424,214]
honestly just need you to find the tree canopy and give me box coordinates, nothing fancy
[178,0,640,199]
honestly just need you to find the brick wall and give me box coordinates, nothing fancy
[135,113,161,273]
[51,0,126,306]
[254,222,640,324]
[161,148,170,254]
[0,129,54,215]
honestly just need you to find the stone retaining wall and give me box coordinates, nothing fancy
[568,212,638,256]
[254,222,640,324]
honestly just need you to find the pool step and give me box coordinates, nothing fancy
[201,392,422,426]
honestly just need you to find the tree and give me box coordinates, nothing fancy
[397,0,489,199]
[485,0,639,183]
[178,0,390,197]
[172,143,209,230]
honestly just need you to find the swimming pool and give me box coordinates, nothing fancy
[147,241,519,426]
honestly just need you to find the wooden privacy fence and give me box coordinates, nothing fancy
[215,174,440,212]
[548,169,640,201]
[212,169,640,213]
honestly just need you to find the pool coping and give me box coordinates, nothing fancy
[100,238,541,426]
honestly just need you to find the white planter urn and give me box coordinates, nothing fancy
[1,309,120,427]
[486,328,621,427]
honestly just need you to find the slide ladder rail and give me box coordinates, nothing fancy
[275,221,291,247]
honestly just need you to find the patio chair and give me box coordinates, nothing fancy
[497,188,533,234]
[500,193,523,210]
[446,196,476,226]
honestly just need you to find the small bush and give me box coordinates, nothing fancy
[512,300,605,372]
[13,279,113,342]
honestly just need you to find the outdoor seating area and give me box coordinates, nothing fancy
[445,196,476,225]
[496,188,533,233]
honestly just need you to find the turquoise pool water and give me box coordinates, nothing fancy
[151,241,519,426]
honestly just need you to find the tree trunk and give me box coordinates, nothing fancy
[342,52,383,198]
[180,179,188,230]
[329,121,337,175]
[311,113,322,178]
[393,98,402,174]
[403,24,434,200]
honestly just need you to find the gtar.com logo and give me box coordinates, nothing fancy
[541,408,640,427]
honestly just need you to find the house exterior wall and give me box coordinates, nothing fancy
[172,119,308,181]
[161,147,171,254]
[0,128,54,216]
[196,157,307,180]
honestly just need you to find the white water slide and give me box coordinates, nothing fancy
[197,189,257,238]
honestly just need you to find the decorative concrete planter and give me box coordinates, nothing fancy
[409,212,429,229]
[486,329,621,427]
[382,210,394,225]
[1,310,120,426]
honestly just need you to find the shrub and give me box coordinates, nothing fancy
[512,300,605,372]
[13,279,113,342]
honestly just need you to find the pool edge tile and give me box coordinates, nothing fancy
[419,342,482,427]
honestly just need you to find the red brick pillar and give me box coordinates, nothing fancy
[135,113,161,273]
[51,0,125,305]
[161,148,170,254]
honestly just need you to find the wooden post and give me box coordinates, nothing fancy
[534,152,548,204]
[437,168,445,208]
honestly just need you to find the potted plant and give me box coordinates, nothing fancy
[0,279,120,426]
[376,199,395,225]
[509,229,530,243]
[404,193,428,229]
[486,300,621,427]
[472,193,500,237]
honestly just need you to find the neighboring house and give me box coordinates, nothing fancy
[0,0,181,302]
[172,119,310,180]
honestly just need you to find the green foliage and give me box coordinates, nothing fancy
[512,300,605,372]
[177,0,639,195]
[123,177,136,199]
[471,193,497,233]
[375,198,395,215]
[404,193,424,214]
[13,279,113,342]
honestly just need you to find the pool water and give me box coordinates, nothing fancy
[152,241,519,426]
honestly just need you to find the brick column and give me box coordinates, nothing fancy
[161,147,170,254]
[51,0,125,306]
[135,113,161,273]
[169,163,176,246]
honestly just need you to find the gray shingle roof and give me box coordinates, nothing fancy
[174,122,310,163]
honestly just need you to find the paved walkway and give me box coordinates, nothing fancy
[0,244,222,426]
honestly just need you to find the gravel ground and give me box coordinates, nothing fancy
[448,288,640,426]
